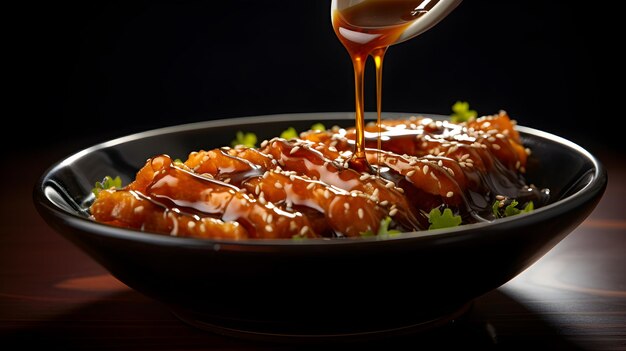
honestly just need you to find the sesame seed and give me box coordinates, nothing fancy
[223,178,231,183]
[437,160,443,167]
[262,171,269,179]
[360,173,370,181]
[306,183,315,190]
[525,148,532,156]
[255,185,260,195]
[389,208,398,216]
[406,170,416,177]
[324,189,331,199]
[200,224,206,232]
[397,187,404,193]
[344,203,350,210]
[358,208,364,219]
[290,146,300,155]
[409,159,418,166]
[465,162,474,168]
[265,225,273,232]
[515,161,521,169]
[460,154,470,161]
[240,198,247,205]
[423,165,430,175]
[187,221,196,229]
[328,146,338,152]
[446,191,454,198]
[488,137,496,143]
[267,214,273,223]
[260,140,268,148]
[133,206,144,214]
[430,172,438,180]
[385,182,395,189]
[290,221,297,231]
[300,226,309,236]
[380,200,389,206]
[496,195,505,200]
[372,188,379,197]
[492,144,501,150]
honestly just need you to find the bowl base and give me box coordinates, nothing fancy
[171,302,472,343]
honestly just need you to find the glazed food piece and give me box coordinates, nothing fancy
[90,112,548,239]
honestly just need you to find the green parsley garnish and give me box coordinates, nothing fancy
[231,131,257,148]
[311,123,326,131]
[360,216,401,237]
[377,216,401,236]
[492,199,534,218]
[92,175,122,197]
[280,127,298,139]
[428,207,462,230]
[450,101,477,123]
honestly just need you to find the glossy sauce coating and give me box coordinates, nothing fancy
[90,113,548,239]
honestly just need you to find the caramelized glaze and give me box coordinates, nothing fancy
[90,112,549,239]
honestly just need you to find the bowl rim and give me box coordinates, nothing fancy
[34,112,607,249]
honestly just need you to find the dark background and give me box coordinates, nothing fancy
[16,1,618,154]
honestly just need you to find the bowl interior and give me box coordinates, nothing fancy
[41,112,600,228]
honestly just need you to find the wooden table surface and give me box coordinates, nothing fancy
[1,145,625,350]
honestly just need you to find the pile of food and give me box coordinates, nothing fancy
[90,109,548,239]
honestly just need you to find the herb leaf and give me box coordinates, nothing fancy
[493,199,534,218]
[360,216,401,237]
[92,176,122,197]
[428,207,462,230]
[450,101,477,123]
[280,127,298,140]
[311,123,326,131]
[377,216,401,236]
[231,131,257,148]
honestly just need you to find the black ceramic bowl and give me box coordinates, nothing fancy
[34,112,606,341]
